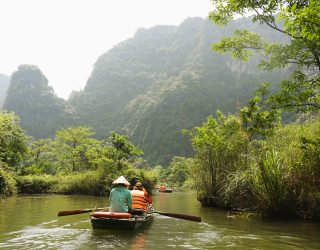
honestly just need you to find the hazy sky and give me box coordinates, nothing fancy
[0,0,212,99]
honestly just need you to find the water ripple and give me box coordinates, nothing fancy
[0,226,91,250]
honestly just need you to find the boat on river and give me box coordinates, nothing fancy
[90,210,153,230]
[157,185,173,193]
[158,188,172,193]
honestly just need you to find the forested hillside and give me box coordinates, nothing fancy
[3,65,69,138]
[0,73,9,108]
[69,17,287,164]
[4,17,288,164]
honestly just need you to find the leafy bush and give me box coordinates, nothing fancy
[0,164,16,197]
[124,167,157,194]
[0,112,29,170]
[52,171,108,196]
[16,174,57,193]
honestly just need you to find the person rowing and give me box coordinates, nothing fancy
[109,176,132,213]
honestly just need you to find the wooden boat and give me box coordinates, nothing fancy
[157,186,173,193]
[158,188,172,193]
[90,210,153,230]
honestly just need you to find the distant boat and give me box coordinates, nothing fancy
[157,185,173,193]
[158,188,172,193]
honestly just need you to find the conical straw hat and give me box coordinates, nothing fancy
[112,176,130,185]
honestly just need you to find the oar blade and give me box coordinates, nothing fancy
[154,211,201,222]
[57,207,109,217]
[57,209,92,216]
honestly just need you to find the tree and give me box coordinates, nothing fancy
[184,112,246,203]
[54,126,100,172]
[241,84,281,139]
[168,157,191,187]
[209,0,320,112]
[108,132,143,171]
[0,112,29,170]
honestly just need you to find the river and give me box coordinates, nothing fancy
[1,191,320,249]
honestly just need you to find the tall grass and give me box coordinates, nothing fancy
[221,168,256,209]
[256,149,288,216]
[52,171,109,196]
[0,165,16,197]
[16,171,111,196]
[16,174,57,193]
[15,168,158,197]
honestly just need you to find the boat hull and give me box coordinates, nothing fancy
[91,213,153,230]
[158,189,172,193]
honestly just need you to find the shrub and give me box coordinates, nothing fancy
[53,171,108,196]
[124,167,157,194]
[0,164,16,197]
[16,174,57,193]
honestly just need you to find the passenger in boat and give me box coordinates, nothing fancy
[136,181,154,207]
[160,184,166,192]
[134,181,148,197]
[109,176,132,213]
[131,182,149,215]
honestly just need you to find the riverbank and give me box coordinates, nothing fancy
[16,171,109,196]
[1,170,156,197]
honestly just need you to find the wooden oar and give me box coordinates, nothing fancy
[58,207,108,216]
[152,211,201,222]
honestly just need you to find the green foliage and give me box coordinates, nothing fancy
[67,18,286,165]
[22,128,143,176]
[6,127,153,197]
[300,137,320,173]
[54,126,100,172]
[209,0,320,112]
[0,163,16,197]
[124,167,157,194]
[109,132,143,170]
[264,117,320,219]
[255,150,287,215]
[16,174,57,194]
[209,0,280,26]
[0,112,29,170]
[158,157,192,187]
[188,106,320,218]
[52,171,108,196]
[23,138,57,175]
[227,115,320,218]
[207,0,320,216]
[213,29,264,61]
[220,167,256,209]
[278,0,320,40]
[16,171,110,196]
[185,111,246,205]
[268,71,320,112]
[240,84,281,140]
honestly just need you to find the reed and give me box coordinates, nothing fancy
[256,149,287,215]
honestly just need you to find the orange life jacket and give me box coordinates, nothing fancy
[131,190,148,210]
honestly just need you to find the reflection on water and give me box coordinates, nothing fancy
[1,192,320,249]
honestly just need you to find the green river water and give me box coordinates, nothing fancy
[1,191,320,249]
